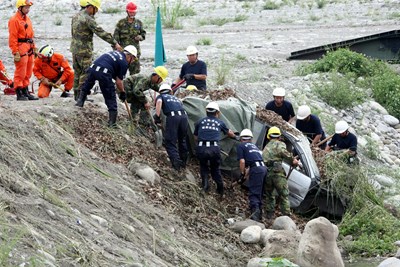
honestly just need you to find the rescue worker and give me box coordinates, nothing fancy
[154,84,188,171]
[0,59,14,94]
[193,102,236,196]
[265,87,295,123]
[33,45,74,98]
[173,46,207,91]
[113,2,146,75]
[70,0,122,100]
[325,120,358,163]
[75,46,137,127]
[236,129,267,222]
[262,126,298,219]
[8,0,38,101]
[296,105,326,149]
[124,66,167,125]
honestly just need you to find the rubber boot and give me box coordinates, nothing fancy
[216,182,224,196]
[171,159,182,171]
[22,87,38,100]
[202,176,209,192]
[60,91,71,98]
[250,207,261,222]
[75,90,87,107]
[108,111,118,128]
[180,153,188,169]
[16,88,28,101]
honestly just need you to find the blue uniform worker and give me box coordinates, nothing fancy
[237,129,267,222]
[76,46,138,127]
[193,102,235,195]
[296,105,326,149]
[154,84,189,171]
[174,46,207,91]
[326,121,358,164]
[265,87,295,122]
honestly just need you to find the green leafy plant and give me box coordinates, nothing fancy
[102,7,121,14]
[298,48,400,118]
[362,136,380,160]
[196,38,212,46]
[261,257,299,266]
[151,0,184,29]
[198,17,231,26]
[53,16,62,26]
[316,0,327,9]
[215,55,233,86]
[264,0,280,10]
[312,72,367,109]
[233,14,248,22]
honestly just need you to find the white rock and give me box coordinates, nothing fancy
[378,257,400,267]
[370,132,381,142]
[383,115,400,127]
[240,225,262,243]
[297,217,344,267]
[395,241,400,247]
[377,123,392,133]
[358,136,368,147]
[260,229,276,246]
[90,214,108,227]
[247,257,273,267]
[128,162,160,185]
[369,101,388,115]
[185,170,196,183]
[368,179,382,190]
[229,219,265,233]
[272,216,297,231]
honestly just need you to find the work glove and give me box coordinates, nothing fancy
[153,114,161,124]
[184,73,194,80]
[119,91,127,102]
[13,52,21,62]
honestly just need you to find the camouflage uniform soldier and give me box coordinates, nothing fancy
[114,2,146,75]
[262,127,298,219]
[70,0,122,100]
[124,66,167,124]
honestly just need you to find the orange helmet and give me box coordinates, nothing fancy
[126,2,137,12]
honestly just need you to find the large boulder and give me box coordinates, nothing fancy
[271,216,297,231]
[240,225,263,244]
[261,230,301,263]
[378,257,400,267]
[296,217,344,267]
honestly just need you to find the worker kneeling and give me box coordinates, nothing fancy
[262,127,298,220]
[33,45,74,98]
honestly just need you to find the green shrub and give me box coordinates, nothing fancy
[363,136,380,160]
[53,16,62,26]
[198,18,231,26]
[316,0,327,9]
[215,55,232,85]
[233,14,248,22]
[151,0,184,29]
[320,156,399,257]
[263,0,280,10]
[369,71,400,118]
[299,48,378,78]
[178,7,196,17]
[298,49,400,118]
[312,72,367,109]
[196,38,212,46]
[102,7,121,14]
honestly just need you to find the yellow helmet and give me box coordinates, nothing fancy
[154,66,168,81]
[186,85,197,91]
[85,0,101,10]
[79,0,87,7]
[267,126,281,139]
[16,0,33,9]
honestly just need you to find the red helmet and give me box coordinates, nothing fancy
[126,2,137,12]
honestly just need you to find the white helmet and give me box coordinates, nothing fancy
[335,120,349,134]
[272,87,285,97]
[240,129,253,139]
[159,83,172,94]
[124,45,138,58]
[186,45,198,56]
[297,105,311,120]
[206,102,219,112]
[38,45,54,59]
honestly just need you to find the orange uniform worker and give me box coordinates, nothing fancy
[0,59,14,88]
[33,45,74,98]
[8,0,38,101]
